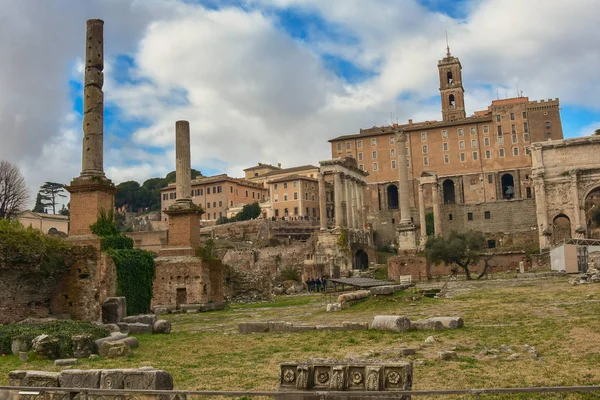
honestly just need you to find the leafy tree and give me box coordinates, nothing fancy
[425,231,487,280]
[425,212,435,236]
[38,182,67,214]
[0,160,29,219]
[33,192,47,213]
[59,203,70,216]
[165,169,202,184]
[594,129,600,136]
[234,202,261,222]
[216,216,230,225]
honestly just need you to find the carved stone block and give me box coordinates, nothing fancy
[59,369,102,388]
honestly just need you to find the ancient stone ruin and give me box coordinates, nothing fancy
[278,359,412,399]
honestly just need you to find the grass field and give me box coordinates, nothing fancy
[2,276,600,399]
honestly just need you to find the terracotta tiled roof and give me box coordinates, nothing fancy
[267,174,318,184]
[260,165,319,178]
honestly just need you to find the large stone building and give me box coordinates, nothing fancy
[329,48,564,249]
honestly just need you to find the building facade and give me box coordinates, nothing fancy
[328,49,564,249]
[160,174,267,223]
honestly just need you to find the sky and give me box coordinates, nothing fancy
[1,0,599,208]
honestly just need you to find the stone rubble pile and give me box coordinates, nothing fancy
[569,268,600,285]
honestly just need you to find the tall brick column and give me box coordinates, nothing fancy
[66,19,116,237]
[162,121,201,256]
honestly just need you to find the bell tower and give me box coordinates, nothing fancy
[438,44,466,122]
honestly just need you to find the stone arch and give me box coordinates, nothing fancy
[552,214,572,245]
[387,184,399,210]
[47,227,59,234]
[501,173,515,200]
[447,71,453,84]
[354,249,369,270]
[449,94,456,108]
[584,185,600,239]
[442,179,456,204]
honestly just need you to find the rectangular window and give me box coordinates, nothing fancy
[373,162,378,171]
[526,187,532,198]
[524,133,530,142]
[207,187,211,194]
[459,140,465,150]
[483,125,489,134]
[294,207,298,215]
[245,190,248,197]
[305,182,308,188]
[162,194,167,200]
[274,183,278,190]
[449,214,453,221]
[523,111,527,119]
[294,192,298,200]
[391,160,396,169]
[511,124,516,134]
[472,151,478,161]
[496,115,501,122]
[498,136,504,145]
[283,183,288,189]
[484,211,491,219]
[284,195,288,201]
[230,201,233,206]
[357,140,362,148]
[499,148,505,157]
[423,156,429,166]
[305,192,308,200]
[488,175,493,184]
[389,136,395,144]
[497,125,502,135]
[359,164,364,170]
[444,154,450,164]
[372,151,377,159]
[219,200,222,207]
[510,112,515,120]
[484,137,490,146]
[345,142,351,149]
[252,192,255,199]
[512,134,518,143]
[275,209,279,217]
[467,212,473,221]
[422,145,428,154]
[443,142,449,151]
[358,152,363,160]
[390,148,395,157]
[230,185,233,193]
[293,181,297,188]
[523,122,529,133]
[213,202,216,207]
[274,194,278,202]
[460,153,465,162]
[421,132,427,141]
[442,130,448,138]
[471,139,477,148]
[207,202,211,208]
[470,127,476,135]
[371,138,377,146]
[513,147,519,156]
[458,128,464,136]
[485,150,491,159]
[218,186,222,193]
[337,143,342,151]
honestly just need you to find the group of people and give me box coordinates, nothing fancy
[305,277,327,292]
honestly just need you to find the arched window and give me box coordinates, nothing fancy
[442,179,456,204]
[354,250,369,270]
[501,174,515,200]
[449,94,456,108]
[447,71,453,84]
[387,185,399,209]
[552,214,571,244]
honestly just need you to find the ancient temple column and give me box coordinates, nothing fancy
[175,120,192,204]
[431,181,442,236]
[81,19,105,178]
[356,181,364,230]
[318,173,327,230]
[570,170,582,236]
[334,172,344,228]
[532,171,549,248]
[350,180,358,229]
[345,176,354,229]
[396,133,411,223]
[418,183,427,244]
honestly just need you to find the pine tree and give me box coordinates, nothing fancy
[32,192,47,213]
[38,182,67,214]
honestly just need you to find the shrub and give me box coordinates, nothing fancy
[107,248,156,315]
[0,320,108,357]
[196,239,217,261]
[280,265,301,282]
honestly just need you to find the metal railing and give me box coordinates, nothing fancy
[3,385,600,399]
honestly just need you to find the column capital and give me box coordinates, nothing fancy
[395,130,408,143]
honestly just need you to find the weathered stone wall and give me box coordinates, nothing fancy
[440,199,538,249]
[0,245,116,324]
[125,231,167,254]
[152,257,223,308]
[201,219,319,241]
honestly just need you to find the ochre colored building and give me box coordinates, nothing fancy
[328,48,564,248]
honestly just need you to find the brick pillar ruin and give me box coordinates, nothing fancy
[66,19,116,237]
[161,121,201,256]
